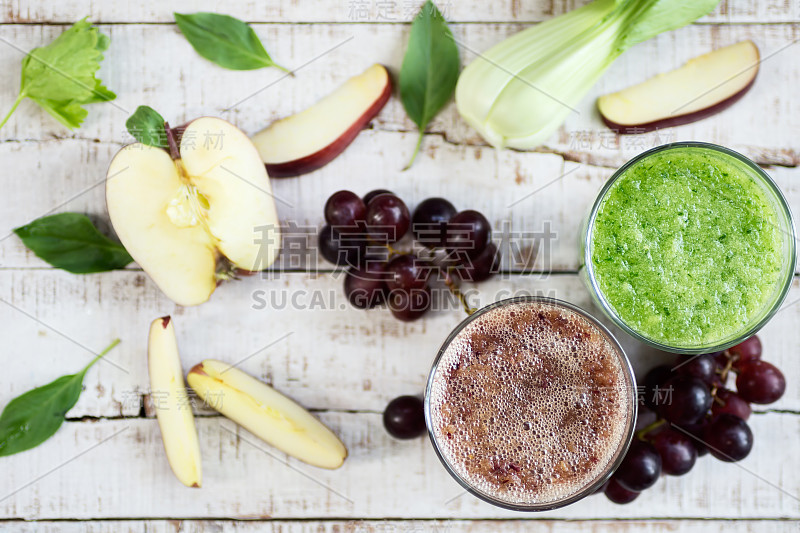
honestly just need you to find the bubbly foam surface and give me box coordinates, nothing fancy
[429,301,633,506]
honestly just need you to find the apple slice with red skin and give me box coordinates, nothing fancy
[252,64,392,177]
[597,40,759,134]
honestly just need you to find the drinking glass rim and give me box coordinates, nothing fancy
[583,141,797,354]
[423,295,638,512]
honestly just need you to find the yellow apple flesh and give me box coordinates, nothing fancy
[107,117,281,306]
[597,41,760,133]
[252,64,392,177]
[148,316,202,487]
[187,359,347,469]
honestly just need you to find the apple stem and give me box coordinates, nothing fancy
[164,122,180,160]
[0,93,24,131]
[80,338,121,375]
[403,131,425,171]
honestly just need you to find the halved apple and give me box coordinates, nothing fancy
[187,359,347,469]
[252,63,392,177]
[106,117,281,306]
[597,40,759,133]
[148,316,202,487]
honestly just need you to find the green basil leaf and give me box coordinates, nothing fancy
[126,105,167,148]
[0,340,120,457]
[399,1,460,169]
[174,12,289,72]
[14,213,133,274]
[0,374,84,457]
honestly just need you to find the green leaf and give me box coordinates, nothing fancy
[174,12,289,72]
[14,213,133,274]
[28,98,88,129]
[1,17,116,130]
[617,0,721,51]
[0,340,120,457]
[126,105,168,148]
[399,1,460,169]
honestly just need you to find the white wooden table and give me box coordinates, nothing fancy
[1,1,798,531]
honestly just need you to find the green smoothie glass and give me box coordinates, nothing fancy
[580,142,796,354]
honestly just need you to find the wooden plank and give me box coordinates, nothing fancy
[0,271,797,418]
[4,520,800,533]
[0,10,797,524]
[0,23,798,167]
[0,24,797,272]
[2,0,798,23]
[0,413,797,519]
[1,133,798,272]
[0,134,586,271]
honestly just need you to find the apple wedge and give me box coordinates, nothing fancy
[148,316,202,487]
[187,359,347,469]
[252,63,392,177]
[107,117,281,306]
[597,40,759,133]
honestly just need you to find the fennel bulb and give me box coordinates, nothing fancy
[455,0,721,150]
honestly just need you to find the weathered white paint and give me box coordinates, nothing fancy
[0,271,797,416]
[0,24,797,271]
[5,520,800,533]
[0,2,798,525]
[0,414,797,519]
[2,0,798,23]
[0,23,798,165]
[0,135,798,272]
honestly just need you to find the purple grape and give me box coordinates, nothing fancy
[363,189,394,205]
[366,194,411,243]
[318,224,367,267]
[386,254,431,291]
[325,190,366,228]
[453,242,500,282]
[703,414,753,462]
[652,428,697,476]
[642,365,672,411]
[593,479,610,495]
[412,197,457,248]
[682,420,710,457]
[388,286,431,322]
[657,375,712,425]
[343,259,387,309]
[614,440,661,492]
[675,353,718,385]
[605,478,639,504]
[729,335,762,368]
[736,360,785,404]
[712,389,751,421]
[383,396,426,439]
[446,210,491,259]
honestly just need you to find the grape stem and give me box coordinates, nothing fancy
[710,349,735,400]
[384,243,405,257]
[636,418,666,441]
[444,268,476,316]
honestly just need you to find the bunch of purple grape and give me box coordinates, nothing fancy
[604,335,786,503]
[318,190,500,321]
